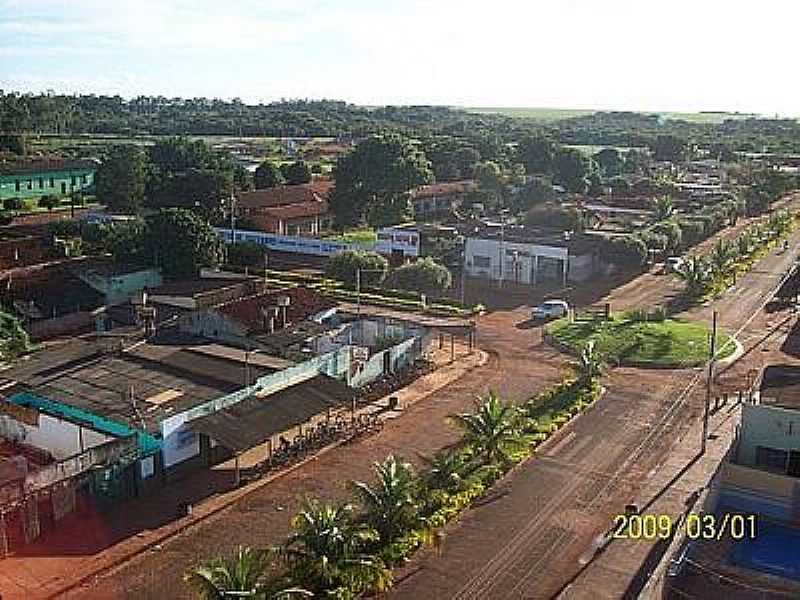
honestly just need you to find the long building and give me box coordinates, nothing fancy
[0,159,97,201]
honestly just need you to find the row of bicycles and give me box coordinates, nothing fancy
[242,412,383,482]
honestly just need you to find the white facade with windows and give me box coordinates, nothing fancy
[464,237,596,286]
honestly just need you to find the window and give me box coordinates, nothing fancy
[27,179,32,190]
[70,176,76,186]
[473,255,491,268]
[756,446,788,473]
[38,178,44,189]
[81,174,87,184]
[49,178,54,187]
[14,180,20,192]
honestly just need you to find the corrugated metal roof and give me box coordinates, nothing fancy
[187,374,353,452]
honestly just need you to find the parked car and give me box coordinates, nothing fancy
[531,299,569,320]
[665,257,684,273]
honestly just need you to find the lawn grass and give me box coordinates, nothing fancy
[548,314,734,367]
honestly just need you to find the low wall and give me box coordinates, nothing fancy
[28,311,96,341]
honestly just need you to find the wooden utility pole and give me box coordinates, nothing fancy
[702,310,718,455]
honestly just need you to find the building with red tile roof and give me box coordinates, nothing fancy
[235,181,332,236]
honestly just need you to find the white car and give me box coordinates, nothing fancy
[532,300,569,320]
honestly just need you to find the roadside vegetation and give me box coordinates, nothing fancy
[547,311,734,367]
[674,209,796,302]
[183,357,604,599]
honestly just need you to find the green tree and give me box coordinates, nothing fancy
[254,161,285,189]
[652,196,674,221]
[524,202,583,231]
[280,500,391,596]
[280,161,312,185]
[517,134,555,175]
[96,145,148,214]
[184,546,310,600]
[450,391,526,466]
[0,133,26,155]
[593,148,624,177]
[675,256,712,297]
[419,450,478,495]
[146,209,223,278]
[648,134,688,162]
[365,192,414,228]
[227,241,266,268]
[3,197,23,212]
[709,239,736,276]
[473,161,505,205]
[553,147,593,194]
[651,220,682,252]
[388,258,452,297]
[351,455,423,544]
[510,176,556,213]
[600,235,648,267]
[329,134,432,229]
[0,311,31,360]
[38,194,59,211]
[325,250,388,287]
[577,340,603,383]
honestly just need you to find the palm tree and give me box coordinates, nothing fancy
[737,230,754,257]
[184,546,310,600]
[280,499,391,596]
[450,391,527,465]
[577,340,603,383]
[419,450,477,494]
[653,196,674,221]
[709,239,735,276]
[351,456,424,544]
[675,256,712,297]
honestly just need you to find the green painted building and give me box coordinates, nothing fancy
[0,159,97,201]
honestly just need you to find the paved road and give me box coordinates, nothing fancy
[388,215,800,599]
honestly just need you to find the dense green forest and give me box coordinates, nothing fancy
[2,91,800,153]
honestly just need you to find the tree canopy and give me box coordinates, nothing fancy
[329,134,432,229]
[95,145,147,214]
[254,160,285,189]
[387,258,452,297]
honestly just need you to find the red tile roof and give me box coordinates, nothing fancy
[237,184,323,210]
[217,287,334,332]
[262,201,329,221]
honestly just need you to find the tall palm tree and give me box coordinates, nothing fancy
[419,450,478,494]
[577,340,603,383]
[709,239,735,276]
[737,230,754,257]
[280,499,391,596]
[351,456,423,544]
[675,256,712,297]
[184,546,310,600]
[450,391,527,465]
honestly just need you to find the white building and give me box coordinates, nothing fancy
[464,236,597,286]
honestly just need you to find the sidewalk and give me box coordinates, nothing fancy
[557,396,740,599]
[0,345,486,600]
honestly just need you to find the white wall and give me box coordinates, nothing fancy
[0,413,112,460]
[465,237,569,285]
[739,403,800,467]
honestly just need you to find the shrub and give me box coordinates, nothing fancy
[387,258,452,297]
[227,241,265,268]
[326,250,389,287]
[38,195,60,211]
[600,235,648,267]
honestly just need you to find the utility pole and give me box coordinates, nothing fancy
[229,192,237,244]
[499,211,506,289]
[702,310,718,455]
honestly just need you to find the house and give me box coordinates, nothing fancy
[0,159,97,202]
[664,364,800,598]
[235,182,332,236]
[411,180,476,219]
[464,229,600,287]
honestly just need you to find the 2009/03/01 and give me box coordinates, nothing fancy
[612,513,757,541]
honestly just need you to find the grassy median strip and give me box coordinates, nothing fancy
[548,313,733,367]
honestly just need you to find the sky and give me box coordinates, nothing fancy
[1,0,799,116]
